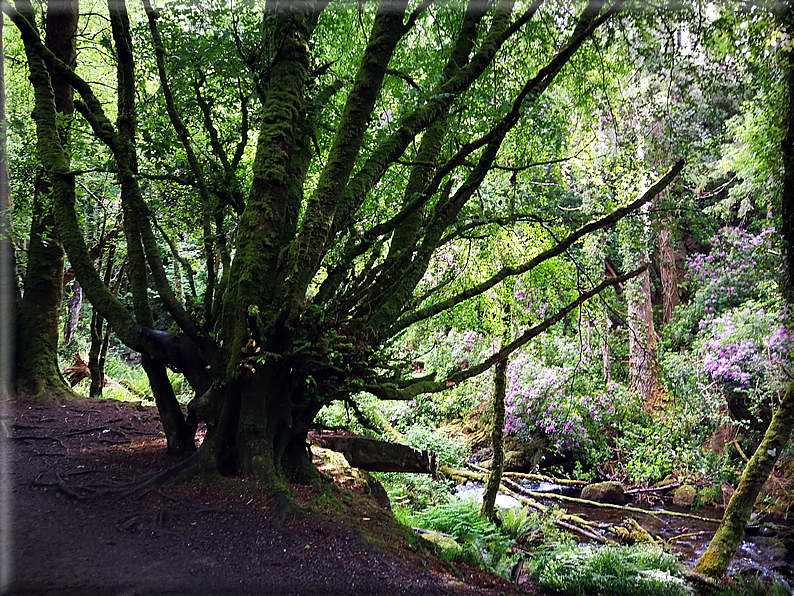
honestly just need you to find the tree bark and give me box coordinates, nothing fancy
[657,217,679,326]
[480,349,508,521]
[15,0,78,399]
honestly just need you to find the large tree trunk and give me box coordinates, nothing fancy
[15,0,79,398]
[9,0,647,486]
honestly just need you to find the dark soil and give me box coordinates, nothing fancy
[3,397,544,595]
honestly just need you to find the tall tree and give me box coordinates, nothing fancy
[0,7,16,399]
[7,0,686,482]
[15,0,78,398]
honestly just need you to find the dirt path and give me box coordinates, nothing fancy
[3,398,531,595]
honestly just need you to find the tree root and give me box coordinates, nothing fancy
[33,449,208,500]
[11,435,68,451]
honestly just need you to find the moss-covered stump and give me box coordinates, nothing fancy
[673,485,698,507]
[580,481,626,505]
[652,474,678,489]
[501,436,551,471]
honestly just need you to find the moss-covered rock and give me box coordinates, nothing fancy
[673,485,698,507]
[419,532,462,555]
[651,474,677,489]
[581,481,626,505]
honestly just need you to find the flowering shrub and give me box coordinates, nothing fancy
[688,227,778,323]
[700,303,793,392]
[661,226,792,441]
[503,344,637,454]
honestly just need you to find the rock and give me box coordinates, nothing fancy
[314,435,438,475]
[311,445,391,510]
[580,481,626,505]
[672,484,698,507]
[419,531,461,554]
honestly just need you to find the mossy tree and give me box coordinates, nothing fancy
[14,0,78,399]
[7,0,686,482]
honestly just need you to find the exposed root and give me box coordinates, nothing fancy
[33,449,208,500]
[11,435,68,451]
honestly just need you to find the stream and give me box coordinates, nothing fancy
[455,480,794,583]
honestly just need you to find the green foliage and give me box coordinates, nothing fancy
[608,410,730,484]
[401,424,466,468]
[497,505,534,541]
[417,498,495,543]
[376,472,457,511]
[450,535,518,578]
[713,574,792,596]
[413,498,521,578]
[529,543,691,596]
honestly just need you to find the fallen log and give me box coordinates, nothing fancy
[313,434,438,474]
[441,466,617,544]
[503,471,588,486]
[466,462,587,486]
[440,466,721,524]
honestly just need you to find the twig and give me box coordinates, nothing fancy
[668,530,709,542]
[624,483,681,495]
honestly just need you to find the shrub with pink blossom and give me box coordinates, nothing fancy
[503,346,638,455]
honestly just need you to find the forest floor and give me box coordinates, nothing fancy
[3,396,544,595]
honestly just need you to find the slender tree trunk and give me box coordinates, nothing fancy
[0,8,16,401]
[88,244,115,397]
[480,343,509,520]
[16,0,79,399]
[627,267,660,405]
[695,383,794,577]
[63,278,81,346]
[657,217,679,327]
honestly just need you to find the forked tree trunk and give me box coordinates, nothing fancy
[198,364,322,483]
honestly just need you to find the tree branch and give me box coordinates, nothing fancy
[392,158,684,333]
[364,265,648,401]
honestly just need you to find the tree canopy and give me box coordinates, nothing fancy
[5,0,790,507]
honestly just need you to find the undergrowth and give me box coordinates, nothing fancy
[529,542,692,596]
